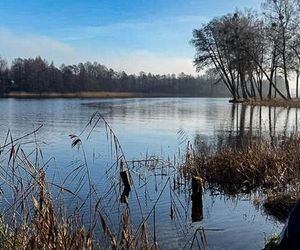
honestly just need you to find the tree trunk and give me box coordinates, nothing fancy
[283,57,291,99]
[274,67,277,98]
[297,71,299,98]
[240,71,248,99]
[282,28,291,99]
[268,51,277,99]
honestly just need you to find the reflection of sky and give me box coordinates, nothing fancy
[1,97,299,184]
[0,97,285,249]
[0,98,231,156]
[0,98,234,185]
[1,97,299,173]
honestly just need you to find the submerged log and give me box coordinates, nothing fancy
[191,176,203,222]
[120,170,131,204]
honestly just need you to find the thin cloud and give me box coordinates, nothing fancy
[102,50,196,75]
[0,28,196,75]
[0,28,75,62]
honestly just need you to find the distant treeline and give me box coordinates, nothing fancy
[0,56,230,97]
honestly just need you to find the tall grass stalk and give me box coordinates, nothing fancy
[0,112,208,249]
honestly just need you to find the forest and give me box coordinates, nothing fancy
[0,56,230,97]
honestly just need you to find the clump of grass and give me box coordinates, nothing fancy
[0,127,98,250]
[190,134,300,194]
[0,170,95,250]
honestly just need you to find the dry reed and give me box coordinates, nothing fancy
[188,134,300,194]
[0,112,207,250]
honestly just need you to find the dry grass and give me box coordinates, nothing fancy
[0,116,156,250]
[0,127,101,249]
[0,112,208,250]
[188,135,300,194]
[0,171,95,250]
[238,98,300,108]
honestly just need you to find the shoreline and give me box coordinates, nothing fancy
[0,91,229,99]
[3,93,300,109]
[230,98,300,108]
[1,91,146,99]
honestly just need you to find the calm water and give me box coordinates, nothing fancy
[1,97,297,249]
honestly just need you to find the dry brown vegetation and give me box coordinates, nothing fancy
[240,98,300,108]
[0,170,95,250]
[0,114,157,250]
[183,132,300,229]
[188,135,300,194]
[0,112,209,250]
[0,147,97,249]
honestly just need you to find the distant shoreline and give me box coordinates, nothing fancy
[2,91,144,99]
[0,91,229,99]
[230,98,300,108]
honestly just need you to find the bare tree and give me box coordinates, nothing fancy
[191,11,277,101]
[263,0,300,99]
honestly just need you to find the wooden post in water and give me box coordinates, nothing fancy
[191,176,203,222]
[120,170,131,204]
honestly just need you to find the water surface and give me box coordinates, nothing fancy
[1,97,294,249]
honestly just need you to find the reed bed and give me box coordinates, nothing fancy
[0,134,97,249]
[188,135,300,194]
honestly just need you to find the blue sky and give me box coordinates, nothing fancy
[0,0,261,74]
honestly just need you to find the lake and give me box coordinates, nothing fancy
[1,97,297,249]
